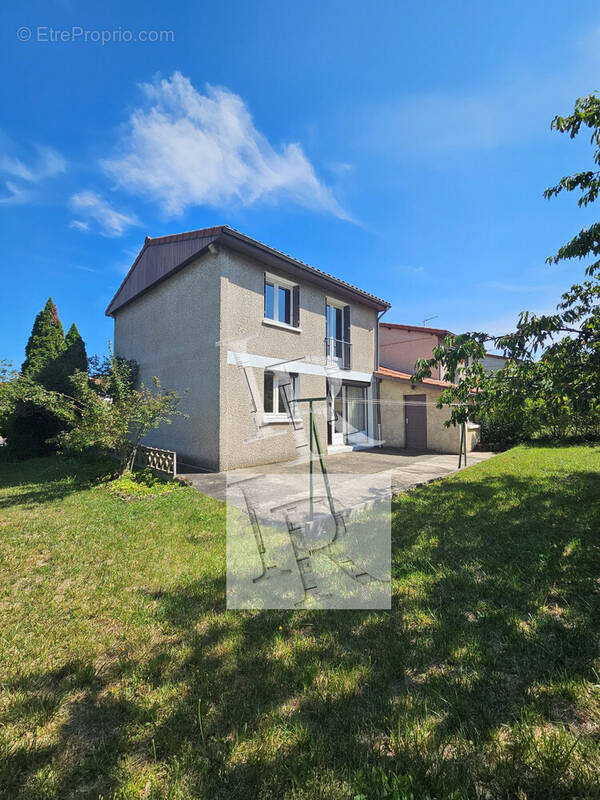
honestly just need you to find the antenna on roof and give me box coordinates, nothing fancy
[422,315,439,327]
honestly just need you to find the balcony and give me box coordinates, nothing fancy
[325,336,351,370]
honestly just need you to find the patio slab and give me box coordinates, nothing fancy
[178,447,496,504]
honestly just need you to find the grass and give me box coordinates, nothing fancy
[0,445,599,799]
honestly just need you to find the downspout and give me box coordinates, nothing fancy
[375,307,389,447]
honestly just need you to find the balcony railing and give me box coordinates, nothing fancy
[325,336,351,370]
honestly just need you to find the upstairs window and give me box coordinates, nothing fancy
[264,274,299,328]
[326,300,352,369]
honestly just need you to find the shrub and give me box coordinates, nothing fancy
[107,468,181,499]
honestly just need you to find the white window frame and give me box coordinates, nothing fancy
[325,297,347,366]
[264,272,299,329]
[263,371,301,423]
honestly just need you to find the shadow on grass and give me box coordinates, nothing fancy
[2,454,600,798]
[0,454,117,509]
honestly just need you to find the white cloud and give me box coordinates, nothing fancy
[0,157,34,182]
[0,145,66,182]
[69,190,140,237]
[69,219,90,232]
[0,180,33,205]
[103,72,348,219]
[72,263,97,273]
[0,143,66,205]
[393,264,425,276]
[34,146,67,180]
[361,25,600,156]
[364,80,562,156]
[329,161,355,175]
[479,281,544,293]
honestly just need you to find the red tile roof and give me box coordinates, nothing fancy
[375,365,453,389]
[379,321,453,337]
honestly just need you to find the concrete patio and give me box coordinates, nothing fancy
[178,447,496,504]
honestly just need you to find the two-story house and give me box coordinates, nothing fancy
[106,226,390,471]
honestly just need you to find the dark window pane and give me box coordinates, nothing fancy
[335,307,343,341]
[278,384,287,414]
[265,282,274,319]
[278,286,291,324]
[264,372,273,413]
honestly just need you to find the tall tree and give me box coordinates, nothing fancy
[64,324,88,373]
[7,302,90,458]
[412,93,600,440]
[21,298,65,382]
[54,323,88,393]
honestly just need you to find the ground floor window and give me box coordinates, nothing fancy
[263,371,299,422]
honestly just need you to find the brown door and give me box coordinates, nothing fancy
[405,395,427,450]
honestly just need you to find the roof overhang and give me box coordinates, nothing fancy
[219,228,390,311]
[106,225,391,317]
[379,321,453,337]
[375,366,453,390]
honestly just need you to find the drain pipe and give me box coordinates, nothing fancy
[375,307,390,447]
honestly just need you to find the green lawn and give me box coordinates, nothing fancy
[1,445,600,799]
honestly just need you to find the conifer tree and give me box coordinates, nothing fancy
[21,298,65,382]
[57,323,88,391]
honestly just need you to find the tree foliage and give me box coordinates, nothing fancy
[3,301,91,458]
[21,297,65,383]
[54,323,88,394]
[413,93,600,442]
[4,350,184,474]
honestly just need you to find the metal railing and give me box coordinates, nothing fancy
[325,337,351,369]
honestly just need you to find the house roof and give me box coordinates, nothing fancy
[106,225,391,316]
[379,321,453,337]
[375,365,453,389]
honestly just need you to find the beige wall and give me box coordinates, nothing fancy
[379,379,479,454]
[481,354,507,373]
[113,255,222,470]
[379,326,444,379]
[218,248,378,470]
[113,246,380,472]
[219,248,377,374]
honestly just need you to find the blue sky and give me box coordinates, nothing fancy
[2,0,599,366]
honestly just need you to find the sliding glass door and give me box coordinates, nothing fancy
[346,385,367,438]
[327,381,368,446]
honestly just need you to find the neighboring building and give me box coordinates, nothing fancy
[375,366,481,454]
[379,322,452,381]
[107,226,390,471]
[480,352,508,373]
[377,322,480,455]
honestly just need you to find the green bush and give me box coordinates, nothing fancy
[477,406,534,446]
[4,401,63,460]
[107,467,181,499]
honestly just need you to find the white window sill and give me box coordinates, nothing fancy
[262,318,301,333]
[262,414,302,425]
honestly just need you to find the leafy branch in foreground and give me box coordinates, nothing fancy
[413,93,600,440]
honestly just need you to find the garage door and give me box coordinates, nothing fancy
[405,395,427,450]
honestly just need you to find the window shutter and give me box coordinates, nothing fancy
[293,285,300,327]
[343,305,351,369]
[263,273,267,317]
